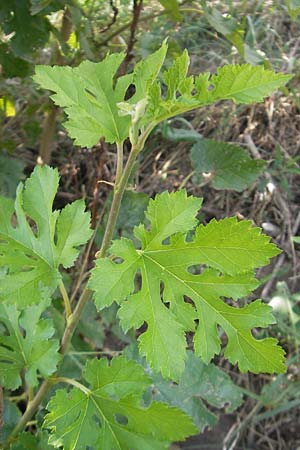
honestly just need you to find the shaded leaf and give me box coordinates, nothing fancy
[153,351,243,432]
[0,154,25,197]
[190,138,265,191]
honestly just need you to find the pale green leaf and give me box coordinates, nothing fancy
[0,300,60,389]
[190,138,265,191]
[44,357,197,450]
[143,56,291,126]
[89,190,285,379]
[34,45,290,147]
[33,44,167,146]
[209,64,291,103]
[0,165,92,307]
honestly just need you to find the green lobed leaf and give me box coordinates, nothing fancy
[33,43,168,146]
[89,190,285,380]
[0,299,60,390]
[143,53,291,126]
[44,356,197,450]
[153,351,243,432]
[0,165,92,307]
[34,44,291,147]
[190,138,266,191]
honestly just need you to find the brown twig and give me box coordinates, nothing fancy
[119,0,143,75]
[100,0,118,34]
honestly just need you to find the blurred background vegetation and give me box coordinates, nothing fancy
[1,1,300,449]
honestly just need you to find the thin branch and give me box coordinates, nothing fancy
[59,279,72,319]
[119,0,143,75]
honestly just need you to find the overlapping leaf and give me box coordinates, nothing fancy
[89,190,285,380]
[34,44,291,147]
[0,299,60,390]
[44,356,197,450]
[0,165,92,307]
[153,351,243,432]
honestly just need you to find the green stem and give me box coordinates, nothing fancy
[96,143,140,258]
[54,377,91,395]
[4,379,54,448]
[59,279,72,319]
[115,141,124,188]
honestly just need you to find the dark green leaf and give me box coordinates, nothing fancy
[191,138,266,191]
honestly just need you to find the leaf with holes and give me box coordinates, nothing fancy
[0,165,92,307]
[33,43,168,146]
[89,190,284,380]
[190,138,266,191]
[44,356,197,450]
[0,299,59,390]
[34,44,291,147]
[142,52,291,126]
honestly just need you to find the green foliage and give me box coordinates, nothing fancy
[89,190,285,380]
[10,431,54,450]
[1,38,292,449]
[0,165,92,307]
[158,0,182,21]
[191,138,266,191]
[33,44,168,146]
[202,6,265,64]
[44,356,197,449]
[286,0,300,18]
[153,351,243,432]
[96,191,149,245]
[33,44,291,147]
[0,154,25,197]
[1,400,21,444]
[0,0,51,61]
[0,299,59,389]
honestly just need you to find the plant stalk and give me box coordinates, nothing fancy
[3,379,53,448]
[59,279,72,319]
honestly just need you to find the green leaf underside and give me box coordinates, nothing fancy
[191,138,266,191]
[153,351,243,432]
[44,357,197,450]
[33,44,291,147]
[0,300,59,390]
[89,190,285,380]
[0,165,92,307]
